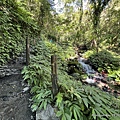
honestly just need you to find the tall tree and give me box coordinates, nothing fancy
[100,0,120,51]
[89,0,110,28]
[88,0,111,51]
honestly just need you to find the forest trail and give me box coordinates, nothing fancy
[0,55,35,120]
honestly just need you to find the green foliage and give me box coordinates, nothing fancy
[100,0,120,52]
[1,1,120,119]
[0,0,39,65]
[85,49,120,82]
[31,88,53,112]
[87,49,120,70]
[1,0,120,119]
[57,75,120,120]
[22,39,73,111]
[22,40,53,111]
[22,40,51,86]
[45,40,75,60]
[83,50,96,58]
[108,68,120,82]
[22,39,120,120]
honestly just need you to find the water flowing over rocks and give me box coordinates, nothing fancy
[78,57,105,82]
[78,56,120,96]
[78,57,96,75]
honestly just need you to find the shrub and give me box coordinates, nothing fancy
[22,41,120,120]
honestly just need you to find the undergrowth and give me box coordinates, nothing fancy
[0,0,38,65]
[22,39,120,120]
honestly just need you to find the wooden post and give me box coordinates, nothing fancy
[26,36,30,66]
[51,55,58,97]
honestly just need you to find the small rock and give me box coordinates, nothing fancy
[31,115,34,119]
[23,87,29,93]
[36,104,59,120]
[5,69,11,72]
[6,73,12,76]
[11,69,17,72]
[0,72,6,78]
[1,65,8,68]
[2,95,9,101]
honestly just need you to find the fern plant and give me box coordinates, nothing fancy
[31,87,53,112]
[22,39,120,120]
[0,0,39,65]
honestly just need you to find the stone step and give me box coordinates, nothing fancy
[0,67,22,78]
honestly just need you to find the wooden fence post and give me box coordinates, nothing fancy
[26,36,30,66]
[51,55,58,97]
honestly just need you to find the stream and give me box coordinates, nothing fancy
[78,57,104,83]
[77,56,120,96]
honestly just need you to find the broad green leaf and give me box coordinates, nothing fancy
[36,92,43,100]
[56,92,63,106]
[39,101,44,110]
[56,111,62,117]
[82,98,88,108]
[23,74,30,80]
[43,99,47,110]
[65,113,71,120]
[92,109,96,120]
[74,92,81,99]
[62,114,66,120]
[73,108,77,120]
[31,104,38,112]
[30,86,40,93]
[88,95,95,104]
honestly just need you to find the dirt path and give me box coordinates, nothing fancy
[0,56,35,120]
